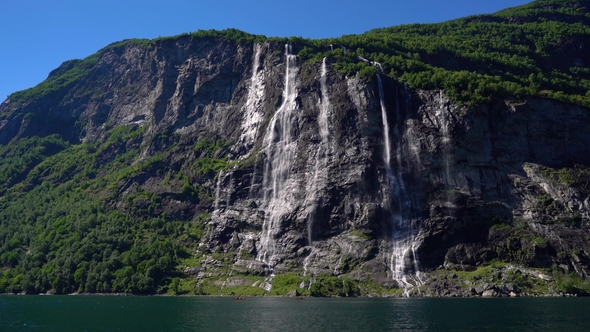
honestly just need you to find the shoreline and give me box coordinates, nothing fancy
[0,292,583,298]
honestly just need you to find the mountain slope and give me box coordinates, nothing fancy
[1,0,590,296]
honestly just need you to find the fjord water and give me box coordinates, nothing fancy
[2,296,589,331]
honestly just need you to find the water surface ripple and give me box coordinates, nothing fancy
[1,296,589,331]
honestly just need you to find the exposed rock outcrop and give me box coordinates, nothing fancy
[1,36,589,296]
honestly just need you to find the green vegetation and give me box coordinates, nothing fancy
[0,135,69,195]
[195,277,267,297]
[451,260,507,280]
[192,137,237,175]
[542,164,590,192]
[268,273,308,296]
[447,261,556,295]
[292,0,590,106]
[159,272,401,297]
[490,223,512,231]
[8,53,101,105]
[10,1,590,109]
[309,275,360,297]
[551,267,590,294]
[0,124,212,294]
[152,28,268,44]
[2,0,590,296]
[349,229,370,240]
[105,38,152,50]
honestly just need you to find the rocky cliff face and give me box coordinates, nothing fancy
[2,36,589,296]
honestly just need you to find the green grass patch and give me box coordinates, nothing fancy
[309,275,360,297]
[193,157,235,175]
[349,229,370,240]
[268,273,308,296]
[553,271,590,295]
[452,260,506,281]
[542,164,590,192]
[358,281,402,297]
[195,275,266,296]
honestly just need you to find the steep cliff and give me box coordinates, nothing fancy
[1,1,590,297]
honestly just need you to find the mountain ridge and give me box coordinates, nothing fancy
[1,0,590,297]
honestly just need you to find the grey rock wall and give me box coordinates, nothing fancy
[1,38,589,290]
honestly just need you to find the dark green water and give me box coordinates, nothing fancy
[1,296,589,331]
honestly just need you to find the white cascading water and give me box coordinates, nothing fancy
[217,44,264,215]
[373,61,384,73]
[376,75,421,296]
[306,57,332,245]
[257,44,299,268]
[437,91,452,188]
[303,58,333,276]
[377,76,392,172]
[403,84,422,169]
[225,172,234,208]
[213,173,223,211]
[397,84,423,291]
[235,43,265,158]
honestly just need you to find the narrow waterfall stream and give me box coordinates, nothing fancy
[216,44,265,215]
[376,75,421,296]
[438,91,453,188]
[318,57,332,179]
[377,76,392,171]
[306,57,332,245]
[303,57,333,276]
[213,173,223,211]
[235,43,265,157]
[258,44,299,268]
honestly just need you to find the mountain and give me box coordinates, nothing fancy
[1,0,590,297]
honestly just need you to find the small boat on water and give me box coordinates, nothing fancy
[233,297,246,300]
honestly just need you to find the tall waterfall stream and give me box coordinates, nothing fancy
[303,57,333,277]
[258,44,299,268]
[377,75,422,296]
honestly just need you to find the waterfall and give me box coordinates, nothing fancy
[235,43,265,158]
[358,57,383,72]
[377,76,392,172]
[225,172,234,208]
[403,84,422,169]
[319,58,331,154]
[438,91,452,188]
[213,173,223,211]
[376,75,421,296]
[302,58,333,276]
[373,62,384,73]
[305,57,332,246]
[257,44,299,268]
[217,44,264,218]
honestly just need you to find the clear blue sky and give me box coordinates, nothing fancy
[1,0,532,102]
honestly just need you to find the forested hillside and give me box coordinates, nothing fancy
[1,0,590,296]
